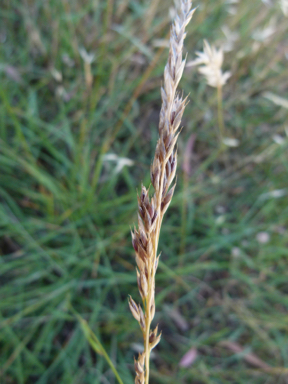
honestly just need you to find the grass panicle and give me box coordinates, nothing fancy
[188,40,231,145]
[188,40,231,88]
[129,1,195,383]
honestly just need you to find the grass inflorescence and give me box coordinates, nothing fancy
[129,2,194,383]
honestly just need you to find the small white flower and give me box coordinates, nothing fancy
[187,40,231,88]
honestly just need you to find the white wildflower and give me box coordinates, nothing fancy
[187,40,231,88]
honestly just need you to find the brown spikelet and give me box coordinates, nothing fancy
[150,332,161,350]
[129,1,195,383]
[128,296,140,322]
[134,353,145,384]
[139,306,146,331]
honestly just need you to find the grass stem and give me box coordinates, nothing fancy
[217,84,225,146]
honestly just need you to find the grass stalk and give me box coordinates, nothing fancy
[128,2,195,383]
[217,83,225,145]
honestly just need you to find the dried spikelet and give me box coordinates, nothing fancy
[129,1,195,383]
[134,353,145,384]
[187,40,231,88]
[138,305,146,331]
[128,296,140,322]
[148,325,162,349]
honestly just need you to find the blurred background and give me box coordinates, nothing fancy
[1,0,288,383]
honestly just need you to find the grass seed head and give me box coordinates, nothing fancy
[188,40,231,88]
[130,1,194,382]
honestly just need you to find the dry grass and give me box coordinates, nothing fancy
[128,1,195,383]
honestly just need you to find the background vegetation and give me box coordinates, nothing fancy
[1,0,288,383]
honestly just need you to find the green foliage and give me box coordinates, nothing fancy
[1,0,288,383]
